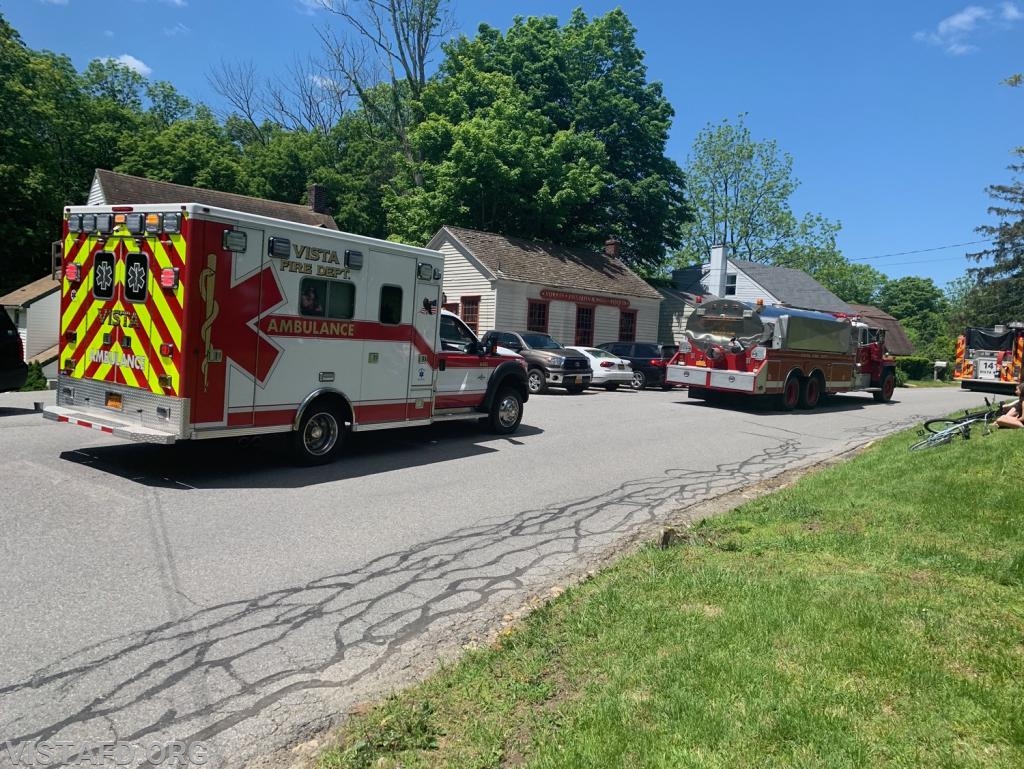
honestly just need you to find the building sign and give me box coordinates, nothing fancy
[539,289,630,309]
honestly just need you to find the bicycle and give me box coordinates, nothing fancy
[908,398,1006,451]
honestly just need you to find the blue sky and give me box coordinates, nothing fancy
[4,0,1023,290]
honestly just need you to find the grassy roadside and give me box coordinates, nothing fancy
[319,427,1024,769]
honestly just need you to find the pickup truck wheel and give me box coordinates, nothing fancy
[293,403,346,465]
[489,387,523,434]
[631,370,647,390]
[527,368,546,394]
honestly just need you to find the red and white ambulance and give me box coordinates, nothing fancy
[43,203,528,463]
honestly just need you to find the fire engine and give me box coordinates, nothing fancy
[952,323,1024,394]
[665,298,896,409]
[43,203,529,464]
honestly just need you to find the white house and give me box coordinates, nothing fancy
[0,274,62,379]
[428,226,663,346]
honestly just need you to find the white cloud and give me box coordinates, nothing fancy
[164,22,191,37]
[1001,2,1024,20]
[110,54,153,76]
[36,0,69,5]
[295,0,322,16]
[160,0,188,7]
[915,3,1021,54]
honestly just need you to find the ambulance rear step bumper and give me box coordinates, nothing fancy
[43,405,179,444]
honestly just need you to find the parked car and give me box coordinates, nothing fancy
[566,346,633,391]
[1,310,28,393]
[596,341,676,390]
[480,330,591,394]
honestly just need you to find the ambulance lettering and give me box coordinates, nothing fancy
[88,350,148,370]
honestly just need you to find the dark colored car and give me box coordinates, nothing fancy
[480,330,591,394]
[1,310,28,393]
[597,341,676,390]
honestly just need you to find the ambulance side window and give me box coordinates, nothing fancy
[380,285,402,325]
[301,278,355,319]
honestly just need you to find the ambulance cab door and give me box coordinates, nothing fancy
[408,261,441,419]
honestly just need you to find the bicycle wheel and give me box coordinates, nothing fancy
[923,418,961,434]
[909,425,961,451]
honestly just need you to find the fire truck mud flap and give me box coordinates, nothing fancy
[42,405,179,444]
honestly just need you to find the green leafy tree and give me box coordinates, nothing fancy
[677,115,841,268]
[117,106,245,192]
[966,146,1024,326]
[387,9,689,270]
[876,276,950,356]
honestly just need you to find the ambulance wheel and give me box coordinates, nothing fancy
[873,370,896,402]
[779,374,800,411]
[527,368,547,394]
[798,374,823,409]
[489,387,523,435]
[293,403,346,465]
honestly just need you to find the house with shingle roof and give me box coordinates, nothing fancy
[89,169,338,230]
[427,227,664,347]
[0,273,62,379]
[673,248,853,315]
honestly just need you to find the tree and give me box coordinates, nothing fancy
[966,146,1024,326]
[316,0,454,177]
[385,9,689,270]
[677,115,840,268]
[876,276,950,355]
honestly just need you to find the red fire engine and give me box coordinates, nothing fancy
[952,324,1024,394]
[665,298,896,409]
[43,203,529,463]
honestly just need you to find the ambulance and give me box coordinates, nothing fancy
[43,203,529,463]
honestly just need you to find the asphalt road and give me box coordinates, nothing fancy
[0,383,984,767]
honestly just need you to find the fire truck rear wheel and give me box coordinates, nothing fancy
[779,374,801,411]
[293,403,346,465]
[798,374,823,409]
[873,370,895,402]
[489,387,523,435]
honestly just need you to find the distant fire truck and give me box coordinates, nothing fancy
[43,203,528,463]
[952,323,1024,393]
[665,298,896,409]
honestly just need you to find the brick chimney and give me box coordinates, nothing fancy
[604,237,621,259]
[308,183,329,215]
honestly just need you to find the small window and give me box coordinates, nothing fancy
[725,274,737,296]
[301,278,355,319]
[460,296,480,332]
[527,300,548,333]
[618,310,637,343]
[124,253,148,303]
[380,285,403,325]
[440,313,476,350]
[93,252,116,300]
[575,306,594,346]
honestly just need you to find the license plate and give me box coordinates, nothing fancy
[977,359,998,379]
[105,392,123,410]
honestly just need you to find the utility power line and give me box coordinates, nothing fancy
[848,239,993,262]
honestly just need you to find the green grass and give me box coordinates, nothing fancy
[319,428,1024,769]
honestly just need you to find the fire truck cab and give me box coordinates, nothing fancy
[43,203,528,464]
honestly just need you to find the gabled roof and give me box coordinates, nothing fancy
[848,303,916,356]
[0,274,60,309]
[731,260,853,314]
[429,226,662,300]
[90,169,338,230]
[654,285,700,306]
